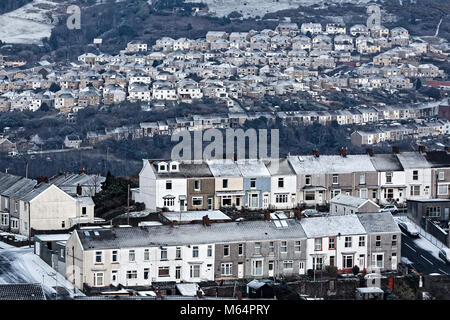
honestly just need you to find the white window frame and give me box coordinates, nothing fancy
[221,263,233,276]
[94,272,104,287]
[192,196,203,206]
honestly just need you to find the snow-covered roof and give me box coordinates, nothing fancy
[288,154,376,174]
[358,212,401,234]
[396,151,431,169]
[34,234,71,242]
[236,159,270,177]
[160,210,231,223]
[330,194,369,208]
[300,214,366,238]
[176,283,201,296]
[206,159,241,177]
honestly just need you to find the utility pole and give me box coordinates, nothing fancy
[25,159,28,179]
[127,184,130,225]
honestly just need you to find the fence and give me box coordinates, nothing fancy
[399,215,446,249]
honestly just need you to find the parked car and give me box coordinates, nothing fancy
[301,209,325,217]
[438,248,450,264]
[379,205,399,214]
[397,221,419,237]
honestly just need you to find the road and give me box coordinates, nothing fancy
[401,233,450,275]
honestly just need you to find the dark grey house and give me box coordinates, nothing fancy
[35,234,71,275]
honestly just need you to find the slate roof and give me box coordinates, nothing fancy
[300,214,366,238]
[288,154,376,174]
[370,154,404,171]
[236,159,270,178]
[396,152,431,169]
[206,159,241,178]
[0,283,46,300]
[330,194,368,207]
[357,212,401,233]
[424,151,450,168]
[76,219,307,250]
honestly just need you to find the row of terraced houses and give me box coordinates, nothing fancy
[132,150,450,212]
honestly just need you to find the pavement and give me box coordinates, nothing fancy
[401,233,450,275]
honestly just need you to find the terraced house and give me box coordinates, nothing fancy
[65,212,400,290]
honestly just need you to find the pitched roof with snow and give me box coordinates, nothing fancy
[300,214,366,238]
[288,154,376,174]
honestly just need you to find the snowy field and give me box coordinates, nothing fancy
[0,245,83,298]
[187,0,373,18]
[0,0,63,44]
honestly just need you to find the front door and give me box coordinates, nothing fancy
[299,261,305,275]
[180,199,185,211]
[391,253,397,270]
[207,197,213,210]
[268,261,274,277]
[263,193,269,209]
[358,254,365,269]
[318,192,323,204]
[238,263,244,278]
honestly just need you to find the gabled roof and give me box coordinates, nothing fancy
[358,212,401,234]
[330,194,374,208]
[300,214,366,238]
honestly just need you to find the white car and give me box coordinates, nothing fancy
[397,221,419,237]
[379,205,399,214]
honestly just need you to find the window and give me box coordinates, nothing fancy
[410,186,420,196]
[126,270,137,279]
[278,178,284,188]
[426,207,441,217]
[281,241,287,253]
[94,272,104,287]
[314,238,322,251]
[221,196,232,206]
[332,174,339,184]
[252,260,263,276]
[82,207,87,215]
[295,241,301,252]
[385,188,394,199]
[305,175,311,185]
[192,197,203,206]
[250,178,256,189]
[238,244,243,255]
[222,179,228,188]
[249,194,259,208]
[129,250,135,262]
[283,260,293,269]
[438,185,448,196]
[95,251,103,263]
[275,194,288,203]
[144,249,150,261]
[386,172,392,183]
[412,170,418,180]
[175,266,181,279]
[439,171,445,181]
[144,268,149,280]
[163,198,175,207]
[312,257,323,270]
[345,237,352,248]
[305,192,315,201]
[269,241,274,253]
[207,245,212,257]
[221,263,233,276]
[359,174,366,184]
[392,235,397,246]
[375,235,381,247]
[223,245,230,257]
[332,190,341,198]
[194,180,201,191]
[359,236,365,247]
[166,180,172,190]
[176,247,182,259]
[160,248,168,260]
[359,189,368,199]
[190,265,200,278]
[373,253,384,268]
[254,242,261,255]
[61,221,65,228]
[329,237,336,250]
[343,255,353,269]
[1,214,8,226]
[112,250,118,262]
[158,267,170,277]
[192,246,199,258]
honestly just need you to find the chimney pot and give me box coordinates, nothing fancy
[264,212,271,221]
[312,149,320,157]
[392,146,400,154]
[365,148,374,157]
[76,184,82,196]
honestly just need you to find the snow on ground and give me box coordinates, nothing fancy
[0,0,64,44]
[0,246,83,298]
[187,0,373,18]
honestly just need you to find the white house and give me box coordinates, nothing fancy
[135,160,187,212]
[264,159,297,209]
[301,214,368,273]
[396,151,432,200]
[330,194,380,215]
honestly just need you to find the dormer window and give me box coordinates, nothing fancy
[158,164,167,172]
[169,161,179,172]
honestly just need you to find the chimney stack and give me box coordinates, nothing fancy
[312,149,320,157]
[78,167,87,174]
[418,145,426,153]
[365,148,374,157]
[339,147,347,157]
[445,146,450,153]
[392,146,400,154]
[197,289,203,299]
[264,212,271,221]
[76,184,82,196]
[37,175,49,184]
[157,288,162,299]
[202,215,211,227]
